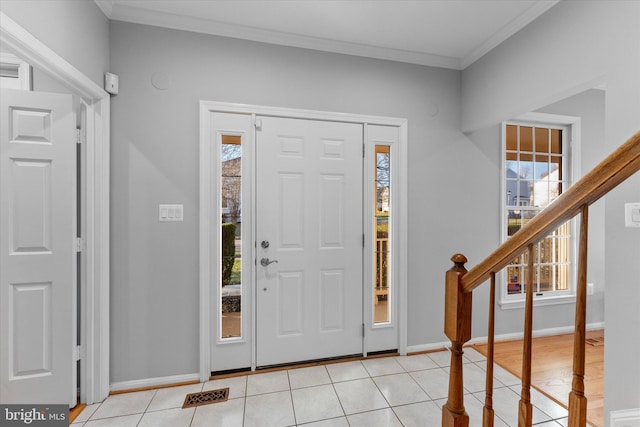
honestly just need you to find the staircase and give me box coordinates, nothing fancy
[441,130,640,427]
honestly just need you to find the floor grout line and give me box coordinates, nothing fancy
[74,351,575,426]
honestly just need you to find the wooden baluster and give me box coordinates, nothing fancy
[442,254,472,427]
[518,244,535,426]
[568,205,589,426]
[483,272,496,427]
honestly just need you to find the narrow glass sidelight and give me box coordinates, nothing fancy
[374,145,391,324]
[220,135,242,339]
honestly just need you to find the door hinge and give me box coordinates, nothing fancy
[363,234,365,248]
[74,346,84,362]
[75,237,84,253]
[363,144,365,158]
[75,128,82,145]
[253,117,262,129]
[362,323,365,337]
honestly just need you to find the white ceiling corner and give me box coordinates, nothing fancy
[94,0,559,70]
[94,0,114,18]
[460,0,559,69]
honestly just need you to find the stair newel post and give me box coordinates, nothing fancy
[442,254,472,427]
[482,272,497,427]
[568,205,589,427]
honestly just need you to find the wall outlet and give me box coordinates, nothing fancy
[625,202,640,228]
[587,282,594,296]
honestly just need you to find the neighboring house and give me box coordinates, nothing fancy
[533,167,561,207]
[0,0,638,422]
[506,168,531,207]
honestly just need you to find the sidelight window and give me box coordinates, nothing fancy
[374,145,391,324]
[220,135,242,339]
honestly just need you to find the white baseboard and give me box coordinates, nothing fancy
[610,408,640,427]
[407,322,605,353]
[406,341,451,354]
[468,321,605,346]
[110,373,200,392]
[110,322,606,392]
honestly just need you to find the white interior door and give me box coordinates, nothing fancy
[256,116,363,367]
[0,89,76,405]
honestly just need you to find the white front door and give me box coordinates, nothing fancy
[256,116,363,367]
[0,89,76,405]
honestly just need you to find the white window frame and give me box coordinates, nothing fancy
[363,125,405,354]
[499,113,581,309]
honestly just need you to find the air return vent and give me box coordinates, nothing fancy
[182,388,229,408]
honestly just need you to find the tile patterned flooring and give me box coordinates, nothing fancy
[72,348,587,427]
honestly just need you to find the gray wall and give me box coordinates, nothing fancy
[0,0,109,88]
[537,89,607,323]
[109,17,616,387]
[462,0,640,418]
[465,88,607,339]
[109,20,467,382]
[4,1,636,416]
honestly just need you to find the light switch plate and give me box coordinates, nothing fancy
[624,202,640,228]
[159,204,183,221]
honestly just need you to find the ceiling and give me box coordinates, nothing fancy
[95,0,559,70]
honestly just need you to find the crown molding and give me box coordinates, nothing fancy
[105,2,462,69]
[461,0,560,69]
[96,0,556,71]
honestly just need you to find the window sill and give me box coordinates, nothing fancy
[499,294,576,310]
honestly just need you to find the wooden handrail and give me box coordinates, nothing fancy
[461,130,640,293]
[442,130,640,427]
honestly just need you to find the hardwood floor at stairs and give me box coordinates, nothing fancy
[473,329,604,427]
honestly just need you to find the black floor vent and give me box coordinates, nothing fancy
[182,388,229,408]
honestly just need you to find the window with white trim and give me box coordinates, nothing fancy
[502,121,575,304]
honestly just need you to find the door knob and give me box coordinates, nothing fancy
[260,258,278,267]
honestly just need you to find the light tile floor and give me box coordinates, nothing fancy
[72,348,590,427]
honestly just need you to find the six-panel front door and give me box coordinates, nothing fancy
[0,89,76,405]
[256,116,363,367]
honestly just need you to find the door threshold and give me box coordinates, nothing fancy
[257,349,401,372]
[366,349,399,357]
[210,367,252,378]
[210,350,402,380]
[257,353,365,371]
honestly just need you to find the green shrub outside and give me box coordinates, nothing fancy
[222,223,236,286]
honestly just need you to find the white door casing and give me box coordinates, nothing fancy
[207,112,254,373]
[200,101,408,378]
[255,116,363,367]
[364,124,402,353]
[0,89,76,405]
[0,12,111,404]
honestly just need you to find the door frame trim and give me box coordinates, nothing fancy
[199,101,407,381]
[0,12,111,404]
